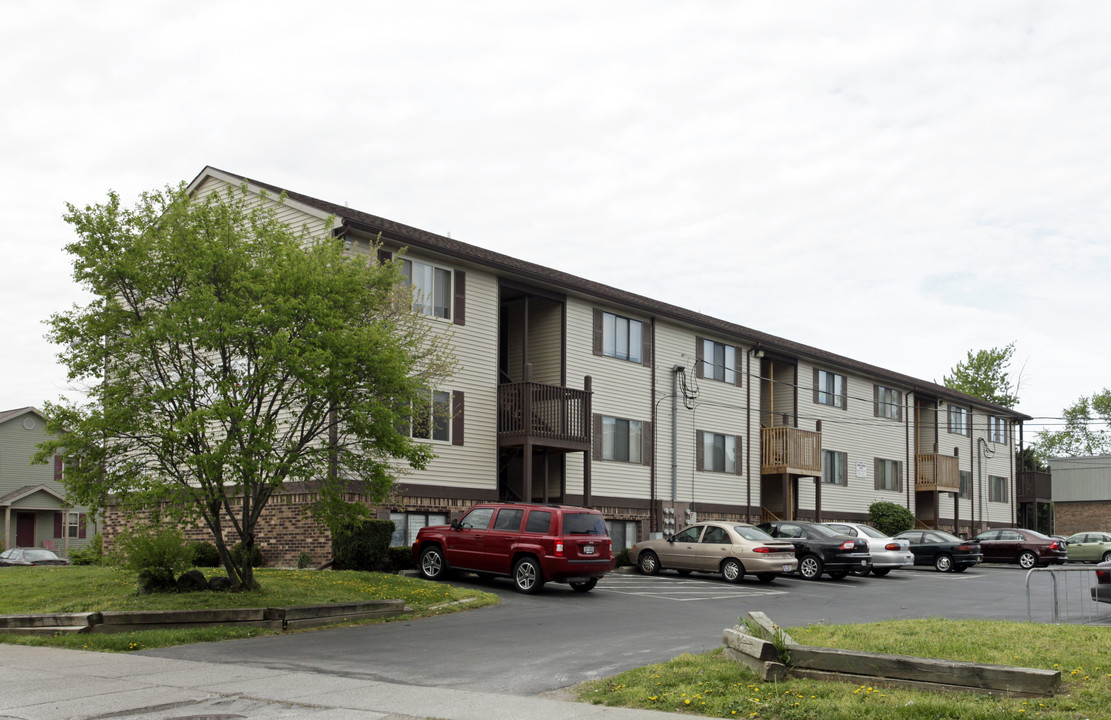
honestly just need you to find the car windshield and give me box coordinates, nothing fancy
[733,525,774,541]
[563,513,607,535]
[22,550,59,561]
[854,525,888,539]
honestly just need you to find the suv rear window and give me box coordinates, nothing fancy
[563,512,607,535]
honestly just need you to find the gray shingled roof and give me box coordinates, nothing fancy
[197,167,1030,421]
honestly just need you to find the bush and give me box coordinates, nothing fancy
[114,524,193,590]
[297,551,313,569]
[388,546,415,572]
[614,547,631,567]
[869,501,915,536]
[331,518,394,571]
[189,540,221,567]
[229,541,263,568]
[68,533,104,566]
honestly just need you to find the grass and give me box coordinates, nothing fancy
[0,565,498,652]
[576,618,1111,719]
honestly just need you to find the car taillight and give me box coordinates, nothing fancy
[957,545,973,551]
[1050,541,1062,550]
[839,541,856,551]
[554,541,564,557]
[1096,568,1109,583]
[884,543,900,551]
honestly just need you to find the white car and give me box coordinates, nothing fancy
[822,522,913,576]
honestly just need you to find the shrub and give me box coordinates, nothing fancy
[332,518,394,571]
[614,547,631,567]
[388,546,415,572]
[114,524,193,590]
[188,540,221,567]
[297,551,313,569]
[229,541,263,568]
[869,501,915,536]
[68,533,104,566]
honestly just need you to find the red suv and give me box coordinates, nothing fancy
[412,502,614,593]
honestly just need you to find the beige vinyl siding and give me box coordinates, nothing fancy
[191,176,332,243]
[762,359,797,428]
[527,299,562,386]
[795,362,911,516]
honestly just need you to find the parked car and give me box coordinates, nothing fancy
[970,528,1067,569]
[628,521,797,584]
[0,548,70,566]
[411,502,613,594]
[894,530,982,572]
[822,522,914,577]
[757,521,871,580]
[1064,532,1111,564]
[1093,561,1111,604]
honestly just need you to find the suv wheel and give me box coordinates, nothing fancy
[513,557,545,594]
[570,578,598,593]
[638,551,660,575]
[419,546,447,581]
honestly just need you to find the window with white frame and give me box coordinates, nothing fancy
[701,339,736,384]
[66,512,80,538]
[606,520,639,553]
[959,470,971,499]
[874,458,902,491]
[989,475,1008,502]
[602,311,642,363]
[405,389,451,442]
[875,385,902,421]
[988,416,1008,443]
[701,432,737,473]
[389,512,449,546]
[401,258,452,319]
[602,416,642,463]
[816,369,845,408]
[948,405,969,436]
[822,450,847,485]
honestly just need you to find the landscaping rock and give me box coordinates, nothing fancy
[137,568,176,594]
[176,570,210,593]
[208,575,233,592]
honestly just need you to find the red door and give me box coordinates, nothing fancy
[16,512,35,547]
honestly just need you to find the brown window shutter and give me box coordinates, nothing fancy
[54,455,62,482]
[377,248,393,264]
[54,512,63,538]
[873,385,880,418]
[813,368,820,405]
[734,435,744,475]
[696,430,704,471]
[79,513,87,539]
[874,458,881,491]
[642,421,653,466]
[734,347,743,387]
[897,461,904,493]
[695,338,704,379]
[592,414,603,460]
[452,391,465,446]
[641,323,652,367]
[592,309,603,356]
[453,270,466,326]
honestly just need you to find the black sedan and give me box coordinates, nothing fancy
[894,530,982,572]
[0,548,70,566]
[757,521,871,580]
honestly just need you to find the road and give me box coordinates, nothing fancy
[142,565,1109,696]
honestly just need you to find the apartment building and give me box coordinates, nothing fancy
[185,167,1027,559]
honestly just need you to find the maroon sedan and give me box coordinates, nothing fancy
[970,528,1067,569]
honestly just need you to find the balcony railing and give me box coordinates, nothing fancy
[761,427,822,476]
[916,454,960,492]
[1016,471,1053,502]
[497,381,591,451]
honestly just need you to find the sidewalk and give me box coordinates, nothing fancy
[0,645,692,720]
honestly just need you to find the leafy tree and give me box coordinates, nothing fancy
[1034,389,1111,461]
[36,182,455,590]
[941,343,1020,408]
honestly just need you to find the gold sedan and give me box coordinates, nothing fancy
[629,521,798,583]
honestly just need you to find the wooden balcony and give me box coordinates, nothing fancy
[761,427,822,476]
[916,454,960,493]
[497,381,591,451]
[1016,471,1052,502]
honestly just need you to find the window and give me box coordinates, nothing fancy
[702,526,729,544]
[988,416,1008,443]
[700,431,738,474]
[401,258,452,319]
[874,458,903,492]
[525,510,552,533]
[602,416,643,463]
[406,389,452,442]
[948,405,969,436]
[815,369,846,409]
[389,512,448,546]
[989,475,1008,502]
[66,512,80,538]
[700,339,737,384]
[673,526,703,542]
[459,507,494,530]
[606,520,639,552]
[874,385,902,421]
[822,450,847,486]
[492,508,524,531]
[959,470,971,499]
[602,311,642,362]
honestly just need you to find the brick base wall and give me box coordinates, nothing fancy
[1053,500,1111,536]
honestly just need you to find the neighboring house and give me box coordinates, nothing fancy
[133,167,1028,563]
[1047,456,1111,535]
[0,407,95,554]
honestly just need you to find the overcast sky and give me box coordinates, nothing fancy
[3,1,1109,438]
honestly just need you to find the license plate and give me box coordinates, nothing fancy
[783,564,793,572]
[583,544,595,555]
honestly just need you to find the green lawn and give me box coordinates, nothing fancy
[0,565,498,652]
[577,618,1111,719]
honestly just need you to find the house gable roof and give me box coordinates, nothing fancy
[0,407,46,427]
[0,484,67,508]
[189,166,1031,421]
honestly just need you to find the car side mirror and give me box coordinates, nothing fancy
[450,519,462,530]
[666,534,675,543]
